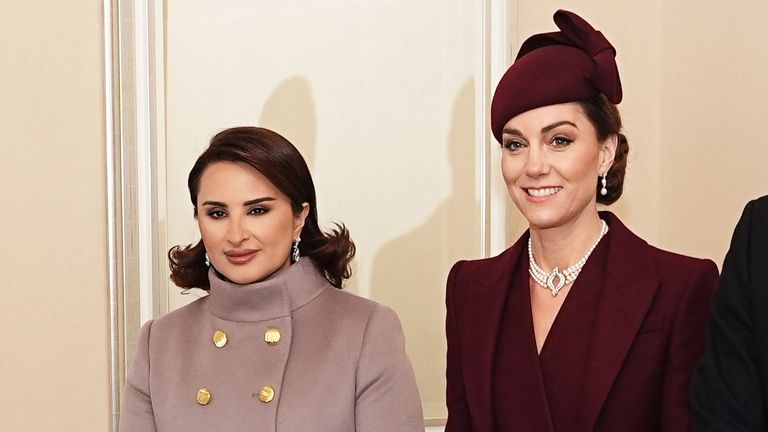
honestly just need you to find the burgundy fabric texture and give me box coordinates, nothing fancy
[490,9,622,143]
[445,213,719,431]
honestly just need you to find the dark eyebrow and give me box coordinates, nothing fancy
[243,197,276,206]
[201,200,227,207]
[502,121,578,136]
[541,121,578,133]
[200,197,276,208]
[502,127,523,136]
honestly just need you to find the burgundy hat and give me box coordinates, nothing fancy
[490,10,622,142]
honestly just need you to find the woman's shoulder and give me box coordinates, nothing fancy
[318,287,400,324]
[645,243,716,267]
[605,212,718,277]
[640,248,717,297]
[644,243,719,283]
[148,293,210,333]
[449,238,527,280]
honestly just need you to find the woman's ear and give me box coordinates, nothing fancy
[293,203,310,239]
[599,134,618,174]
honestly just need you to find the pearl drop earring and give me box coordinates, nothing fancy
[600,172,608,196]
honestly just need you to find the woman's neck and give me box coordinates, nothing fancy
[529,210,605,272]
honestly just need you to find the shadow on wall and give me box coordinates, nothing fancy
[368,78,479,418]
[257,75,360,293]
[259,75,318,171]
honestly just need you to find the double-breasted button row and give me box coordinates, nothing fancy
[210,328,282,348]
[195,386,276,406]
[198,328,283,406]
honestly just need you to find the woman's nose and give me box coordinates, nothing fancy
[524,145,549,178]
[226,218,248,245]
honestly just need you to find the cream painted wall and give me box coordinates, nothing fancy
[657,1,768,264]
[0,2,110,431]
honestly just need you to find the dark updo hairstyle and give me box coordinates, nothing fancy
[577,94,629,205]
[168,126,355,289]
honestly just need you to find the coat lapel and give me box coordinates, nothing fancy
[462,236,527,431]
[580,213,660,431]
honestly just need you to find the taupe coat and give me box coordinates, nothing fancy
[119,259,423,432]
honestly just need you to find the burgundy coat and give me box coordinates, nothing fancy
[446,213,719,432]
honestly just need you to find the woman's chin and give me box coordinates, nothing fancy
[217,267,272,285]
[519,208,569,230]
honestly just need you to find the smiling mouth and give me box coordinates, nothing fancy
[526,187,562,197]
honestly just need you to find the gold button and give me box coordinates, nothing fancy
[196,388,212,406]
[264,328,281,346]
[258,385,275,403]
[212,330,228,348]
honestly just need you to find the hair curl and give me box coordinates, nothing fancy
[577,94,629,205]
[168,127,355,289]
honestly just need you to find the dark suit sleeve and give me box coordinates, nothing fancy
[691,200,766,431]
[445,261,472,432]
[660,257,719,431]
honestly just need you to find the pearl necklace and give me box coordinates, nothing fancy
[528,219,609,296]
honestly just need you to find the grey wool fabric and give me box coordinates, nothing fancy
[119,259,424,432]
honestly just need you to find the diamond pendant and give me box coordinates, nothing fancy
[546,267,566,296]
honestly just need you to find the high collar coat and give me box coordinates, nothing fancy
[119,259,423,432]
[445,213,719,432]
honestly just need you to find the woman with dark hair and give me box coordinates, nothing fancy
[119,127,423,431]
[445,10,719,432]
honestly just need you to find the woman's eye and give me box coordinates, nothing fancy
[502,140,525,151]
[552,136,573,147]
[208,210,227,219]
[248,207,268,215]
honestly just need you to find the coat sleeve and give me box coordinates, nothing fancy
[354,304,424,432]
[445,261,472,432]
[660,257,719,432]
[118,319,157,432]
[691,200,766,431]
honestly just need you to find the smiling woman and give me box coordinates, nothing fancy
[119,127,424,432]
[445,10,720,432]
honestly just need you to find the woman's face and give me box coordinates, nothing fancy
[196,161,308,284]
[500,102,616,230]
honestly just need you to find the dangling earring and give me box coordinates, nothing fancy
[291,239,301,263]
[600,172,608,196]
[204,252,211,267]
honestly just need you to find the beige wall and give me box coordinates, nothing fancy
[657,0,768,263]
[0,2,110,431]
